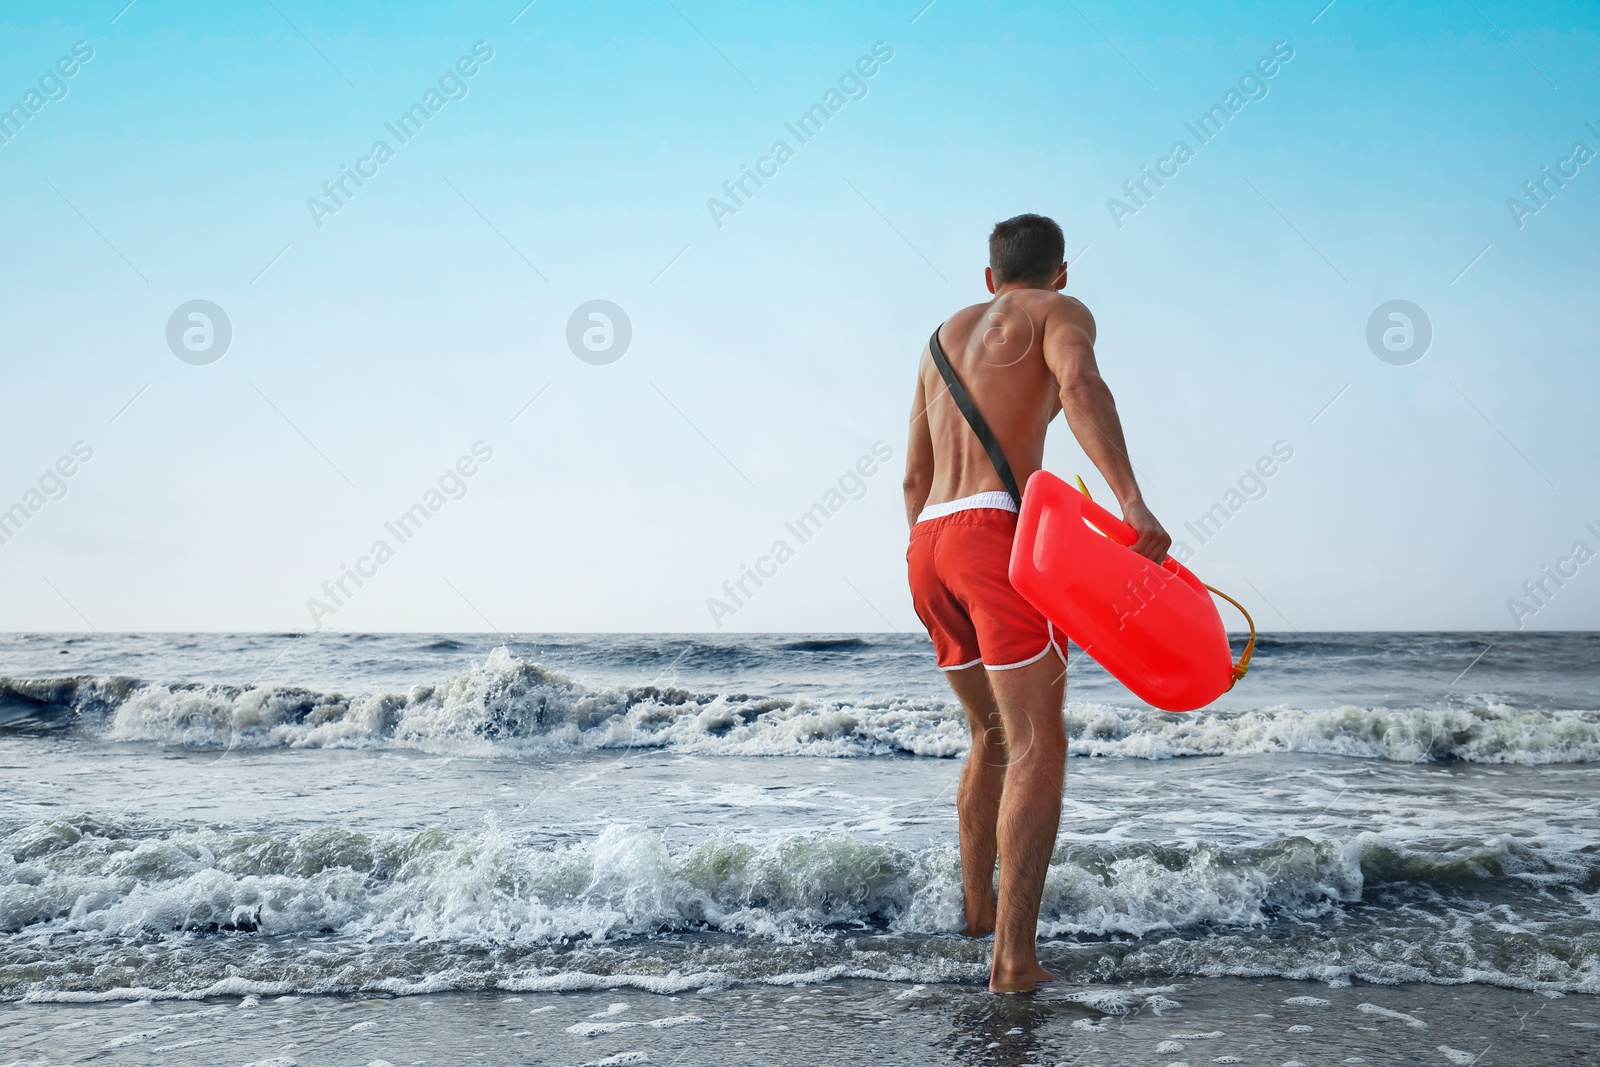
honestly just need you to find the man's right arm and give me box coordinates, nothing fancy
[903,365,935,528]
[1041,300,1172,561]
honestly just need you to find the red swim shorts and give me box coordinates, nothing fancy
[907,507,1061,672]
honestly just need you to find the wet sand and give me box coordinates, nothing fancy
[3,976,1594,1066]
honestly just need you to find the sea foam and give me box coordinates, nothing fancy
[4,647,1598,764]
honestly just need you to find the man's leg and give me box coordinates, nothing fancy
[985,651,1067,992]
[944,665,1007,937]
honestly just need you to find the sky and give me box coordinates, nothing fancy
[1,0,1597,633]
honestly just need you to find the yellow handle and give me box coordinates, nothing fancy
[1073,474,1256,689]
[1203,584,1256,688]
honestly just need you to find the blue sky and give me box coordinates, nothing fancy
[1,0,1597,632]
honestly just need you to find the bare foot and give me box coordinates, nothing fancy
[960,924,995,939]
[988,961,1056,994]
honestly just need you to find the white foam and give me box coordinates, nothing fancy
[576,1054,649,1067]
[77,647,1600,764]
[152,1039,218,1052]
[1064,699,1600,765]
[101,1027,176,1048]
[1356,1003,1427,1028]
[567,1021,632,1036]
[6,812,1598,1001]
[1059,985,1184,1015]
[567,1014,703,1037]
[154,1006,229,1021]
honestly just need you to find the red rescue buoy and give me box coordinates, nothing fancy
[1008,470,1254,712]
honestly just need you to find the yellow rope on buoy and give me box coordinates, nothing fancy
[1072,474,1256,688]
[1204,583,1257,687]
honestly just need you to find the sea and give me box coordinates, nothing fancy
[1,631,1596,1066]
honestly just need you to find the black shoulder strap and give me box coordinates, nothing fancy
[927,325,1022,507]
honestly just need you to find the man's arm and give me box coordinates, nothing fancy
[1041,302,1172,561]
[903,364,935,528]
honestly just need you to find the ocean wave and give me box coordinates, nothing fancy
[1063,700,1600,764]
[0,816,1512,943]
[3,648,1598,763]
[0,675,140,730]
[2,817,1595,1000]
[775,638,872,651]
[2,818,1592,942]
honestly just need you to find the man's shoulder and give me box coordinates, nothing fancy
[1028,290,1092,316]
[1013,290,1094,334]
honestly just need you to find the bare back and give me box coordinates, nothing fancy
[916,289,1095,508]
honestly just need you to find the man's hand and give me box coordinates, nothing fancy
[1120,498,1172,562]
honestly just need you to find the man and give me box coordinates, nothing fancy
[902,213,1171,993]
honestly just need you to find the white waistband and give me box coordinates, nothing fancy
[916,490,1018,523]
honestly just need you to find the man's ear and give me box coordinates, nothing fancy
[1051,262,1068,291]
[985,267,997,294]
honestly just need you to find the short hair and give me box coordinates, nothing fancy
[988,214,1065,286]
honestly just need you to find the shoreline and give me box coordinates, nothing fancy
[3,976,1593,1066]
